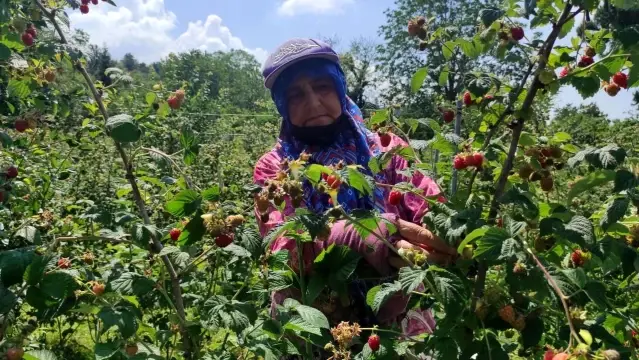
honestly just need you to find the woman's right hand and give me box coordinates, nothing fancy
[388,219,457,268]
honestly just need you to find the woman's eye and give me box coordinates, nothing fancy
[315,83,332,92]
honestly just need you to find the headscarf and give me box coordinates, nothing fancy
[270,58,387,214]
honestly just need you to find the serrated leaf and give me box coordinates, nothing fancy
[411,67,428,93]
[398,267,427,293]
[559,215,595,247]
[201,186,220,201]
[474,227,510,261]
[0,285,17,314]
[98,302,141,338]
[443,41,455,60]
[24,254,51,285]
[370,109,388,125]
[562,268,587,288]
[106,114,141,143]
[601,197,630,230]
[426,266,466,314]
[584,281,609,309]
[24,350,58,360]
[222,244,252,258]
[165,190,201,217]
[313,244,361,284]
[457,38,480,59]
[284,316,321,336]
[366,282,401,313]
[614,169,636,192]
[94,341,120,360]
[478,7,505,26]
[559,16,574,39]
[158,246,180,256]
[434,337,458,359]
[567,170,616,202]
[346,166,373,196]
[109,272,155,296]
[498,238,521,261]
[40,271,78,299]
[0,248,35,286]
[294,304,329,329]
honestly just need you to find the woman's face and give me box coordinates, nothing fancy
[285,75,342,127]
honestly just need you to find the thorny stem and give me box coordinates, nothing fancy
[472,3,579,318]
[527,248,580,349]
[37,2,193,355]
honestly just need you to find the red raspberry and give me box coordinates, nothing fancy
[169,228,181,241]
[58,257,71,269]
[80,4,89,13]
[472,152,484,167]
[463,91,472,106]
[498,305,516,324]
[443,110,454,123]
[544,349,555,360]
[6,348,24,360]
[453,155,466,170]
[215,234,233,248]
[559,67,569,78]
[15,119,28,132]
[510,27,524,41]
[6,166,18,179]
[92,282,105,296]
[26,25,37,38]
[367,334,380,351]
[326,175,341,189]
[21,32,34,46]
[571,249,586,267]
[388,190,402,206]
[167,96,180,109]
[578,56,594,67]
[612,72,628,89]
[379,132,391,147]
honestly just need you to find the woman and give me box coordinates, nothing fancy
[254,38,456,328]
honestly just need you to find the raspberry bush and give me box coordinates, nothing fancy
[0,0,638,359]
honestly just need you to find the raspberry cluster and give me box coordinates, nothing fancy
[453,152,484,170]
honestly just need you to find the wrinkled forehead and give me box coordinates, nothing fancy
[285,74,334,91]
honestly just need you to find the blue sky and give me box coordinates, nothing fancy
[68,0,636,120]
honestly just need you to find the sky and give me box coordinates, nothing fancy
[68,0,636,120]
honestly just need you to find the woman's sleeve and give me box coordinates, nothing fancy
[381,134,446,225]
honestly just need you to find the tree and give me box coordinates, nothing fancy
[340,37,379,110]
[86,44,116,85]
[121,53,138,72]
[548,104,611,147]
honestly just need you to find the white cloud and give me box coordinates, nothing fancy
[69,0,267,64]
[277,0,354,16]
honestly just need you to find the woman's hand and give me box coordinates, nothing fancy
[388,219,457,268]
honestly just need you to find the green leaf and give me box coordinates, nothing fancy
[559,215,595,247]
[457,38,480,58]
[559,16,575,39]
[15,225,41,244]
[201,186,220,201]
[0,285,17,314]
[109,272,155,296]
[40,271,78,299]
[98,302,141,338]
[551,132,572,143]
[145,92,157,105]
[519,132,536,146]
[0,131,13,148]
[569,73,600,99]
[7,79,30,98]
[398,267,427,293]
[567,170,616,202]
[457,227,488,254]
[0,43,11,61]
[562,268,587,288]
[478,7,505,26]
[366,282,401,314]
[305,276,326,306]
[584,281,609,309]
[499,238,522,261]
[313,244,361,285]
[284,316,321,336]
[293,304,329,329]
[165,190,201,217]
[346,166,373,196]
[24,350,58,360]
[0,248,35,286]
[474,227,510,261]
[179,210,205,246]
[94,341,120,360]
[106,114,142,143]
[222,244,251,258]
[426,266,466,314]
[411,67,428,93]
[24,254,51,285]
[614,169,636,192]
[434,337,458,359]
[522,317,544,349]
[439,68,449,87]
[442,41,456,60]
[369,109,388,125]
[601,197,630,230]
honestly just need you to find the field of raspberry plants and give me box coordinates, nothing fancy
[1,0,639,359]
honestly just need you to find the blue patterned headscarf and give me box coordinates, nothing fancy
[270,58,387,214]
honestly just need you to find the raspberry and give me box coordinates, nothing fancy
[549,146,562,158]
[44,70,56,82]
[169,228,181,241]
[215,234,233,248]
[571,249,587,267]
[175,89,186,101]
[472,152,484,167]
[407,20,420,36]
[6,348,24,360]
[604,82,621,96]
[559,66,569,78]
[80,4,89,13]
[612,72,628,89]
[388,190,402,206]
[92,282,105,296]
[58,257,71,269]
[326,175,341,189]
[26,25,37,38]
[464,153,476,167]
[578,55,594,67]
[15,119,28,132]
[83,252,95,265]
[167,96,180,109]
[498,305,516,324]
[21,31,34,46]
[540,176,554,192]
[367,334,380,351]
[6,166,18,179]
[552,353,570,360]
[443,110,454,123]
[518,164,533,179]
[453,154,466,170]
[512,315,526,330]
[585,46,596,57]
[379,132,391,147]
[125,344,138,356]
[544,349,556,360]
[513,262,526,274]
[510,26,524,41]
[463,91,472,106]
